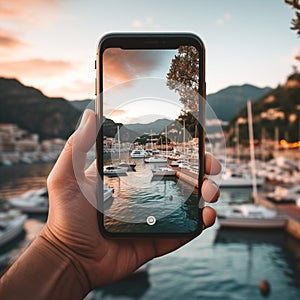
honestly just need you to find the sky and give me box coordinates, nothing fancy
[103,48,184,123]
[0,0,299,100]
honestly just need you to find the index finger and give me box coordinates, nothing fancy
[205,153,221,175]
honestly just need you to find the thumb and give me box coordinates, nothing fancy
[48,109,96,185]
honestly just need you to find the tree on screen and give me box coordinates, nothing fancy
[166,46,199,112]
[285,0,300,36]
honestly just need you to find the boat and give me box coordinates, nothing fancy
[9,188,49,213]
[104,185,114,201]
[118,161,136,170]
[130,149,148,158]
[217,204,286,229]
[170,159,188,167]
[217,101,286,230]
[144,156,167,163]
[151,149,160,155]
[178,162,191,170]
[152,167,176,177]
[267,186,300,204]
[219,170,264,188]
[0,210,27,247]
[103,165,127,176]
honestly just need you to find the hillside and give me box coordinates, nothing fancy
[0,78,136,141]
[0,77,80,140]
[68,84,271,123]
[207,84,271,121]
[70,99,93,111]
[227,73,300,144]
[103,118,138,142]
[125,118,172,136]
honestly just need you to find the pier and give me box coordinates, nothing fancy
[257,194,300,240]
[172,167,199,189]
[172,165,300,241]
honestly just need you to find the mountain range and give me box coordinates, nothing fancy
[227,73,300,144]
[206,84,271,121]
[0,77,80,140]
[0,77,275,140]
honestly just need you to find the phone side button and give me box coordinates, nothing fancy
[95,78,97,95]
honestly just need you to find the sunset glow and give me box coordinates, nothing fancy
[0,0,299,100]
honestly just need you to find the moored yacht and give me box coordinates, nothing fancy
[130,150,148,158]
[152,167,176,177]
[217,204,286,229]
[144,156,167,163]
[8,188,49,213]
[103,165,127,176]
[0,210,27,247]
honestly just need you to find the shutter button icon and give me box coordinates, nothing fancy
[146,216,156,225]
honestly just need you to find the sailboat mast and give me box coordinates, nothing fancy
[235,121,240,164]
[247,100,258,201]
[165,126,168,156]
[183,119,186,156]
[117,125,121,160]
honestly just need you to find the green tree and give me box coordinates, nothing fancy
[166,46,199,111]
[285,0,300,35]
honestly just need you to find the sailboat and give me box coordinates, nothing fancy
[217,101,287,229]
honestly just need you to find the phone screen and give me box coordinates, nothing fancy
[97,35,205,236]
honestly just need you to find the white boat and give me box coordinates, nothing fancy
[217,102,287,230]
[130,150,148,158]
[144,156,167,163]
[118,161,136,170]
[218,204,286,229]
[152,167,176,177]
[219,171,264,188]
[267,186,300,204]
[151,149,160,155]
[104,185,114,201]
[9,188,49,213]
[0,210,27,247]
[103,165,127,176]
[170,159,188,167]
[178,162,191,170]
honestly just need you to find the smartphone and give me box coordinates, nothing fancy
[96,33,205,238]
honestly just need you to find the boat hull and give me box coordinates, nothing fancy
[219,178,264,188]
[9,204,48,214]
[0,215,27,247]
[218,216,286,229]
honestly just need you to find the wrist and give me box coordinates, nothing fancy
[39,225,92,296]
[0,228,91,299]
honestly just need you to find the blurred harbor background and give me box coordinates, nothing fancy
[1,0,300,299]
[1,161,300,299]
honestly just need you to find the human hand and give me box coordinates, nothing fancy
[42,109,221,292]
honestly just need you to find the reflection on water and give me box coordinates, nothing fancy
[0,163,300,299]
[103,158,199,233]
[100,272,151,299]
[0,163,53,199]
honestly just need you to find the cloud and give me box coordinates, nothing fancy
[42,79,94,100]
[0,0,58,24]
[0,58,74,79]
[132,20,143,29]
[131,17,159,30]
[0,28,25,48]
[216,13,232,26]
[110,109,127,116]
[103,48,159,88]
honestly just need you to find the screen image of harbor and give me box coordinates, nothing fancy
[102,141,200,233]
[102,46,202,233]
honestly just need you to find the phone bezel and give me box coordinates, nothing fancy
[96,33,206,238]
